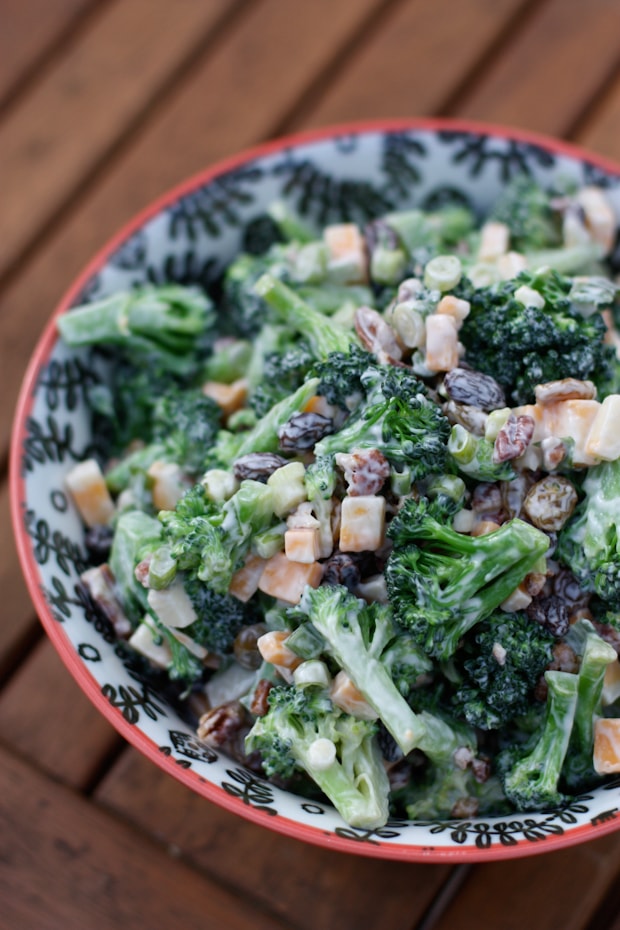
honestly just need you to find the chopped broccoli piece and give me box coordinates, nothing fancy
[159,480,276,594]
[562,622,617,789]
[109,510,163,625]
[499,670,579,811]
[385,497,550,660]
[448,424,516,482]
[453,611,554,730]
[249,343,315,418]
[246,685,390,829]
[58,285,214,377]
[295,585,430,754]
[459,268,616,404]
[254,273,358,358]
[183,574,254,655]
[314,365,450,474]
[311,345,375,411]
[490,175,562,252]
[207,377,320,468]
[558,459,620,610]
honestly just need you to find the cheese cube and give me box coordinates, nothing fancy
[593,718,620,774]
[129,617,172,669]
[147,580,198,629]
[585,394,620,461]
[285,527,321,563]
[65,458,115,527]
[543,399,601,467]
[257,551,323,604]
[202,378,248,416]
[424,314,459,373]
[228,553,268,603]
[147,461,185,512]
[339,495,386,553]
[477,221,509,261]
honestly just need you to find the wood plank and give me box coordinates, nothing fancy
[0,0,101,108]
[452,0,620,136]
[0,484,41,678]
[0,0,393,456]
[0,638,120,788]
[429,834,620,930]
[96,748,450,930]
[0,0,243,281]
[0,745,289,930]
[289,0,529,129]
[577,73,620,164]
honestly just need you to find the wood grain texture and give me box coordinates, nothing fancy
[291,0,529,128]
[0,638,120,787]
[0,0,241,280]
[0,0,392,456]
[454,0,620,135]
[430,833,620,930]
[0,745,289,930]
[96,748,450,930]
[578,70,620,162]
[0,0,101,108]
[0,487,40,678]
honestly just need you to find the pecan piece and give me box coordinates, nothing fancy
[354,306,403,365]
[250,679,274,717]
[492,414,535,463]
[197,701,247,747]
[335,448,390,496]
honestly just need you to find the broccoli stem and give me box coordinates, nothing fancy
[564,630,617,788]
[295,738,389,829]
[525,241,605,275]
[254,273,357,358]
[503,670,579,811]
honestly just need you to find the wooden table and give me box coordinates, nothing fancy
[2,1,620,927]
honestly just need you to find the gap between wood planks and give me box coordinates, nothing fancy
[0,0,249,298]
[0,0,108,119]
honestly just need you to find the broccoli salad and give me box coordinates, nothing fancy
[58,175,620,829]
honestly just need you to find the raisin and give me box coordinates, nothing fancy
[233,452,288,482]
[523,475,578,531]
[84,524,114,564]
[443,367,506,411]
[323,551,361,591]
[278,412,333,452]
[527,595,569,637]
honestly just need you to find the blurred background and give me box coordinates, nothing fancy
[1,1,620,929]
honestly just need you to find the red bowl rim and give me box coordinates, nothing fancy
[9,116,620,862]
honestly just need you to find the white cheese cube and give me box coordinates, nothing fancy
[585,394,620,461]
[339,495,386,553]
[129,617,172,669]
[147,580,198,629]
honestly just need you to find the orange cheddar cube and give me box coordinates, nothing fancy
[593,718,620,774]
[257,551,322,604]
[202,378,248,416]
[229,553,268,603]
[65,458,115,527]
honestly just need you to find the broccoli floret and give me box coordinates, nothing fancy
[159,480,276,594]
[557,459,620,610]
[58,284,214,377]
[314,365,450,474]
[385,497,550,660]
[183,574,253,656]
[249,343,315,418]
[221,251,282,336]
[453,611,554,730]
[246,685,390,828]
[150,388,222,475]
[562,621,617,789]
[295,585,431,754]
[311,345,375,411]
[490,175,562,252]
[498,669,579,811]
[254,273,358,358]
[459,268,616,404]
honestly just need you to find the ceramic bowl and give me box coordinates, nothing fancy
[11,118,620,861]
